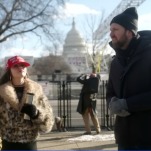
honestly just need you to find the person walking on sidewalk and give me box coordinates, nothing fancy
[77,68,101,135]
[107,7,151,150]
[0,56,54,150]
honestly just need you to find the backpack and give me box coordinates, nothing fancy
[85,77,99,94]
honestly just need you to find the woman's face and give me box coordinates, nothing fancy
[10,63,27,79]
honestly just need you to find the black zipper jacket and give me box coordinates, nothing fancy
[106,30,151,145]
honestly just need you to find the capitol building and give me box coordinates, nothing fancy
[63,19,91,74]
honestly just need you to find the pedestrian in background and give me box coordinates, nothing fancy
[77,68,101,135]
[107,7,151,150]
[0,56,54,150]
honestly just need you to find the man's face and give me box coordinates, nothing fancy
[110,23,129,49]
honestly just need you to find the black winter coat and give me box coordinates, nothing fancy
[76,74,98,115]
[106,31,151,145]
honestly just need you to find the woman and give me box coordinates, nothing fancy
[0,56,54,150]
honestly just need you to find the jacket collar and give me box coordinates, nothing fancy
[0,79,35,111]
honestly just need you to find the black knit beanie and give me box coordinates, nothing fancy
[110,7,138,35]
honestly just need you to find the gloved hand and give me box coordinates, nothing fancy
[80,74,86,80]
[21,103,39,119]
[109,97,130,117]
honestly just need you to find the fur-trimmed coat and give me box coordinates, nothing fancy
[0,79,54,143]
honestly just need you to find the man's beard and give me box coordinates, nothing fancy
[112,34,128,49]
[112,40,126,49]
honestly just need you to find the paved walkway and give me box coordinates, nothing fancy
[37,130,117,150]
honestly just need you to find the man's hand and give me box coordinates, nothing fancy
[109,97,130,117]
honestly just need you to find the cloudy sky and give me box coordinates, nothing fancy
[0,0,151,59]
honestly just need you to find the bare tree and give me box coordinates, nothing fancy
[0,0,65,43]
[44,42,61,56]
[82,12,110,73]
[32,55,71,75]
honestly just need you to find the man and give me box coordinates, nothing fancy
[107,7,151,150]
[77,69,101,135]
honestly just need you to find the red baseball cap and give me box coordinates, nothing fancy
[6,56,30,69]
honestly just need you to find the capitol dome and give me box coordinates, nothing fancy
[64,19,85,47]
[62,18,89,73]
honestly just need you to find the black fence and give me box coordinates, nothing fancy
[50,80,115,131]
